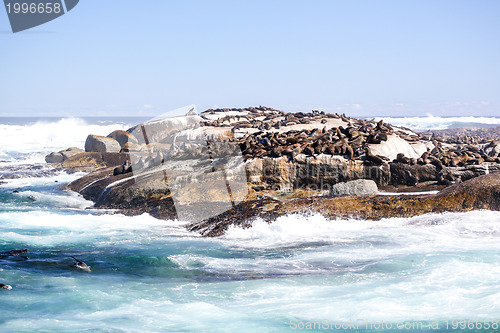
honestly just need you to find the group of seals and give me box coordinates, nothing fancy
[0,248,29,260]
[118,107,398,167]
[112,107,499,191]
[225,117,394,162]
[0,248,30,290]
[392,142,500,171]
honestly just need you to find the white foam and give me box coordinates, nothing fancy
[0,118,131,156]
[0,211,192,246]
[11,190,94,210]
[0,170,87,188]
[375,115,500,131]
[378,190,439,196]
[222,211,500,251]
[1,209,500,326]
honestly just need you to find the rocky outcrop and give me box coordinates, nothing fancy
[329,179,378,196]
[85,135,121,153]
[245,155,390,191]
[62,107,500,237]
[187,172,500,236]
[437,164,500,185]
[45,147,84,164]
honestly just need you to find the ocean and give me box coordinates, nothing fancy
[1,116,500,332]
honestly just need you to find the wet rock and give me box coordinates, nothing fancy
[45,152,64,164]
[45,147,84,164]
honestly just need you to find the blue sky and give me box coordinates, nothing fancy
[1,0,499,117]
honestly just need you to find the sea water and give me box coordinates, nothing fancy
[1,117,500,332]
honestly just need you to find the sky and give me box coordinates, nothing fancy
[0,0,499,117]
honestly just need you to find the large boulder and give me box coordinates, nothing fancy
[107,130,138,148]
[45,152,64,164]
[62,152,130,172]
[390,163,437,186]
[85,135,121,153]
[45,147,84,164]
[329,179,378,196]
[368,134,422,160]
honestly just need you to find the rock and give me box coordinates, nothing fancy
[85,135,121,153]
[65,107,500,237]
[368,134,422,160]
[437,164,500,184]
[60,147,84,160]
[188,172,500,236]
[329,179,378,196]
[45,147,84,163]
[45,152,64,164]
[68,166,177,220]
[485,140,500,158]
[107,130,138,148]
[61,152,130,172]
[246,155,391,191]
[390,164,437,186]
[121,142,142,152]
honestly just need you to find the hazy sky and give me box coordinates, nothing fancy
[1,0,499,117]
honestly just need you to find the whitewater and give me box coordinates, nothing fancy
[1,117,500,332]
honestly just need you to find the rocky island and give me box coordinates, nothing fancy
[45,107,500,236]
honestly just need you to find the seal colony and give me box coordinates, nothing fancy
[44,106,500,236]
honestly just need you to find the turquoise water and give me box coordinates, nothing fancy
[1,118,500,332]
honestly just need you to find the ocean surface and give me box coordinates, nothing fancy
[1,116,500,332]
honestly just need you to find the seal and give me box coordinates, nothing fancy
[0,283,12,290]
[405,170,419,186]
[71,256,91,272]
[8,248,29,256]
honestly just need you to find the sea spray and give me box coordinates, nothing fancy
[374,115,500,131]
